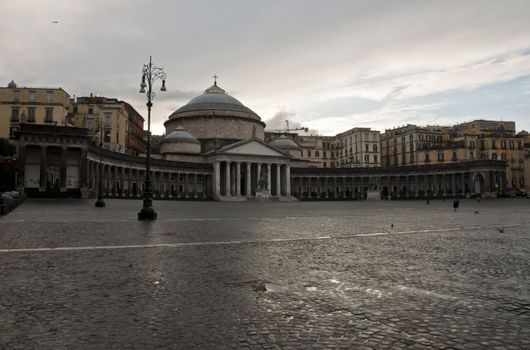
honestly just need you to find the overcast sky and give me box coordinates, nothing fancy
[1,0,530,136]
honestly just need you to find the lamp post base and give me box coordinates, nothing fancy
[138,208,157,220]
[95,199,106,207]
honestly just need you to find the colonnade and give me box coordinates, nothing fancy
[213,160,291,199]
[87,160,212,199]
[291,170,507,200]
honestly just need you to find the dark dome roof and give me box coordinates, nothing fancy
[162,127,200,144]
[168,83,260,119]
[269,135,299,150]
[7,80,17,88]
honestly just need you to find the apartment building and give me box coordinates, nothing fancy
[70,95,129,153]
[0,80,71,139]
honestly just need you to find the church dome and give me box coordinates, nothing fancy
[160,127,201,155]
[164,79,266,153]
[162,127,200,144]
[167,82,261,121]
[269,135,299,150]
[7,80,17,88]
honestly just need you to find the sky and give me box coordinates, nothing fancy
[1,0,530,136]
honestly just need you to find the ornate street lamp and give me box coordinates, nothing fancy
[95,118,105,207]
[138,56,166,220]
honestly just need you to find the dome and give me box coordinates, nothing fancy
[167,82,261,121]
[7,80,17,88]
[160,127,201,155]
[163,80,266,152]
[162,127,200,144]
[269,135,299,150]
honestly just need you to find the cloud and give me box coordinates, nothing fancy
[2,0,530,137]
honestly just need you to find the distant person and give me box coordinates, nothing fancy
[426,196,430,205]
[453,199,460,212]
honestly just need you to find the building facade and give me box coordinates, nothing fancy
[13,81,513,200]
[70,96,129,153]
[0,80,71,139]
[381,121,528,190]
[121,101,145,155]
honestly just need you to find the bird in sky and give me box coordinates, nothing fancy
[52,21,59,24]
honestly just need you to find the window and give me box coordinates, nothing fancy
[469,141,475,149]
[491,153,497,160]
[11,108,19,121]
[315,151,319,157]
[46,91,53,103]
[45,108,53,122]
[73,106,78,113]
[438,153,444,161]
[12,91,20,102]
[365,144,369,152]
[501,153,507,161]
[104,114,112,128]
[88,107,94,114]
[364,155,369,162]
[27,107,36,122]
[29,91,36,102]
[470,151,474,160]
[409,135,413,141]
[373,144,378,152]
[424,153,430,162]
[373,155,378,163]
[509,141,514,150]
[491,140,497,149]
[452,151,457,161]
[501,140,506,149]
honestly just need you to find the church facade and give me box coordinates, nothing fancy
[13,82,508,201]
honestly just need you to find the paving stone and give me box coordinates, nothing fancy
[0,198,529,349]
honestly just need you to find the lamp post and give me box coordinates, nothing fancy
[138,56,166,221]
[95,118,105,207]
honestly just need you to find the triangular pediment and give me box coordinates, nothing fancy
[220,139,287,157]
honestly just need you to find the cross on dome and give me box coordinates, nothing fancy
[213,74,218,86]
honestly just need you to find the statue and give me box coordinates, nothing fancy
[257,167,268,191]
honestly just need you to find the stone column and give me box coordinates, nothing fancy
[267,163,271,192]
[286,165,291,196]
[276,164,281,196]
[246,163,251,196]
[461,172,466,195]
[236,162,241,196]
[225,161,231,196]
[214,162,221,198]
[414,175,419,197]
[451,173,456,196]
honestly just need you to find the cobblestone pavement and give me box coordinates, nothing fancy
[1,199,529,349]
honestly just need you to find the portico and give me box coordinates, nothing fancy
[209,138,294,201]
